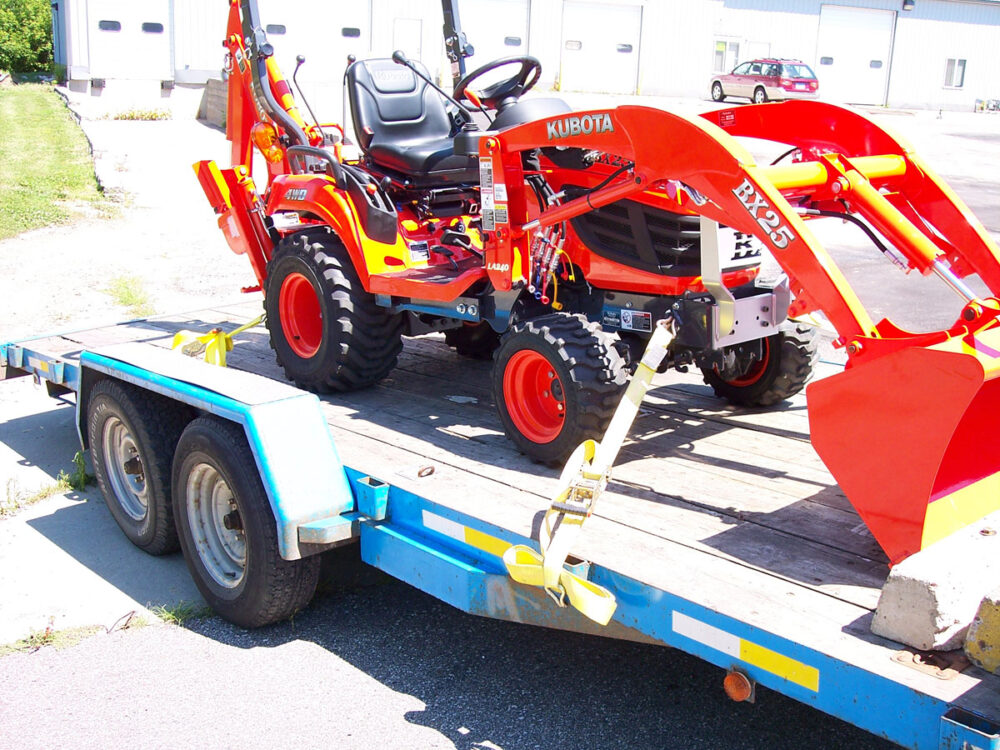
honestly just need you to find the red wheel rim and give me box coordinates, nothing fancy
[503,350,565,443]
[725,336,771,386]
[278,272,323,358]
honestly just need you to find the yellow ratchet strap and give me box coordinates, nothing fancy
[503,319,675,625]
[171,314,265,367]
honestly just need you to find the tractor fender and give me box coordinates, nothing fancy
[267,175,409,286]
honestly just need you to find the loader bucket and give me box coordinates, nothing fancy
[808,327,1000,564]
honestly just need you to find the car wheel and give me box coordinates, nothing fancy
[711,82,725,102]
[753,87,768,104]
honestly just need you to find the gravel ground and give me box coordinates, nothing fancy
[3,89,999,749]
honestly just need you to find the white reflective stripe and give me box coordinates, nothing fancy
[422,510,465,542]
[672,611,740,658]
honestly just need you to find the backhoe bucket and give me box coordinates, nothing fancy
[808,327,1000,564]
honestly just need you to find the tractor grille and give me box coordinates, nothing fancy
[568,189,704,277]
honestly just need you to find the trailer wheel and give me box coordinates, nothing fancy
[445,322,501,359]
[701,321,818,406]
[87,379,185,555]
[172,416,320,628]
[264,228,403,393]
[493,313,628,465]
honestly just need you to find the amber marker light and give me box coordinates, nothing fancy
[251,122,283,163]
[723,668,755,703]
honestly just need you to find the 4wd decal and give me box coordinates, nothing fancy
[732,178,796,249]
[546,113,614,140]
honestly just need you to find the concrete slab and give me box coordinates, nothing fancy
[0,377,202,645]
[871,511,1000,651]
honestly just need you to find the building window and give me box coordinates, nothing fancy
[265,24,286,35]
[141,22,164,33]
[944,58,966,88]
[98,20,121,32]
[713,40,739,73]
[342,27,361,38]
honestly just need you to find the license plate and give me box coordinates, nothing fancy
[795,83,806,90]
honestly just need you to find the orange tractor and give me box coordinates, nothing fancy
[198,0,1000,567]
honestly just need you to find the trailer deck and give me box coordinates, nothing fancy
[6,301,1000,749]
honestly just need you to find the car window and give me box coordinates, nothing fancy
[764,64,779,76]
[749,63,762,74]
[732,62,751,75]
[781,63,816,79]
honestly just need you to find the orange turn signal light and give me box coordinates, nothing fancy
[723,669,755,703]
[251,122,284,163]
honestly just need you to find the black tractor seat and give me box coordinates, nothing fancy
[346,58,479,186]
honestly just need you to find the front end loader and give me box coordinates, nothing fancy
[197,0,1000,565]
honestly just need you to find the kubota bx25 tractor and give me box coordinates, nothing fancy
[199,0,1000,566]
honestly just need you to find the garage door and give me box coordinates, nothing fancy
[460,0,530,68]
[816,5,895,105]
[257,0,372,124]
[88,0,171,80]
[559,2,641,94]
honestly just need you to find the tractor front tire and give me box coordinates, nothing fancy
[172,417,320,628]
[264,228,403,393]
[701,321,818,407]
[493,313,628,465]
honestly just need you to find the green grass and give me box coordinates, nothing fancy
[0,620,102,657]
[105,274,155,318]
[0,84,108,239]
[150,601,213,627]
[109,108,171,121]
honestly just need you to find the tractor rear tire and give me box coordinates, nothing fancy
[445,322,501,359]
[87,379,187,555]
[172,416,320,628]
[264,228,403,393]
[492,313,628,465]
[701,321,818,407]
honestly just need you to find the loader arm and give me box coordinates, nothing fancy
[485,104,1000,564]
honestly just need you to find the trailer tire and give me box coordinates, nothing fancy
[445,322,501,359]
[172,416,320,628]
[87,379,185,555]
[493,313,628,465]
[265,228,403,393]
[701,321,818,406]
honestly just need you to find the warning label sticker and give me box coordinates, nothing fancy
[494,205,508,225]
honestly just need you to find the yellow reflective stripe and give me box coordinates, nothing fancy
[422,511,511,558]
[740,640,820,692]
[466,526,511,558]
[673,611,819,692]
[922,474,1000,550]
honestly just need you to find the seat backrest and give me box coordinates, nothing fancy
[346,58,453,153]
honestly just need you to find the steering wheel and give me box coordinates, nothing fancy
[454,56,542,111]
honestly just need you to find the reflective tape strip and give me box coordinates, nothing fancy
[423,511,511,559]
[673,611,819,692]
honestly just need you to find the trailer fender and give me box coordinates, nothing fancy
[77,343,355,560]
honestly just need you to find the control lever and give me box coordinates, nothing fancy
[391,50,478,127]
[292,55,326,141]
[433,246,460,271]
[441,229,483,259]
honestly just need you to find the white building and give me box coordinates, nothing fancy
[51,0,1000,111]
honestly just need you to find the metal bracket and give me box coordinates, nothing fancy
[700,216,737,340]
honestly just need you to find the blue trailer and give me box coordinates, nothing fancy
[3,305,1000,749]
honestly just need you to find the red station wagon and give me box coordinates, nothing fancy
[710,58,819,104]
